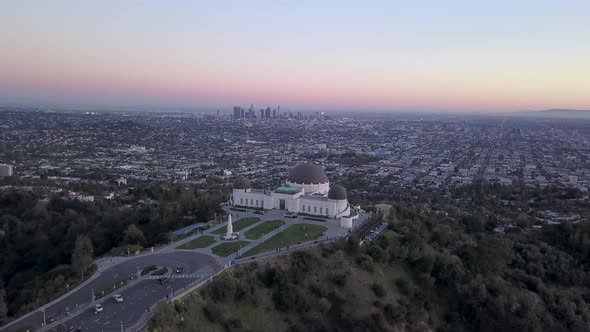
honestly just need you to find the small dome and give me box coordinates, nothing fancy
[233,176,250,189]
[328,185,347,200]
[288,163,329,184]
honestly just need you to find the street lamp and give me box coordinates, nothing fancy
[91,288,95,303]
[41,307,46,327]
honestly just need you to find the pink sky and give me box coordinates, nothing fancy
[1,1,589,112]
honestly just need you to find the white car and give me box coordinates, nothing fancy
[93,303,103,312]
[113,294,124,303]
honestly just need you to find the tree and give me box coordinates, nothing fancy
[515,213,532,228]
[0,289,7,324]
[72,235,94,279]
[124,224,146,245]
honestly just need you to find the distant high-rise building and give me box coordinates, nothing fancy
[0,164,13,177]
[233,106,241,119]
[273,109,277,118]
[260,109,264,119]
[265,108,271,118]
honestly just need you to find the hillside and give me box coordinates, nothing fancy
[146,210,590,332]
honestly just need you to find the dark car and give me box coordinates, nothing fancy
[157,277,169,285]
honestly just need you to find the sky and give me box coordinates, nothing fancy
[1,0,590,113]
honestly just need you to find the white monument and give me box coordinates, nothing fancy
[221,214,238,240]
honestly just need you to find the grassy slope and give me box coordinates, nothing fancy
[147,232,419,332]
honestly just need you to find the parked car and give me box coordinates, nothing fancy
[113,294,124,303]
[93,303,103,312]
[157,277,169,285]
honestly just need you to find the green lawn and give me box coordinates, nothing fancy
[140,265,157,276]
[245,220,285,240]
[211,217,261,235]
[152,267,168,276]
[97,279,128,299]
[211,241,250,257]
[242,224,327,257]
[176,235,216,249]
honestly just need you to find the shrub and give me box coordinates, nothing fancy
[395,277,411,296]
[202,305,224,323]
[371,283,386,298]
[330,272,348,287]
[258,267,277,288]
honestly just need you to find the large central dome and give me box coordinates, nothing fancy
[288,163,329,184]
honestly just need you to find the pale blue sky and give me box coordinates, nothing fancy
[1,0,589,111]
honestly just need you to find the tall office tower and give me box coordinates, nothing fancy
[273,109,277,118]
[240,108,245,118]
[297,112,302,120]
[316,111,320,120]
[265,107,271,118]
[260,109,264,119]
[233,106,241,119]
[0,164,13,177]
[320,112,325,122]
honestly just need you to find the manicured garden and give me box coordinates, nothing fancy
[245,220,285,240]
[176,235,216,249]
[211,241,250,257]
[242,224,327,257]
[211,217,261,234]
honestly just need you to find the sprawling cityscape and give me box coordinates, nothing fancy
[1,108,588,194]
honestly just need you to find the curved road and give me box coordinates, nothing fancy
[1,251,215,332]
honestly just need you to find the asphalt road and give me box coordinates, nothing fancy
[1,251,214,332]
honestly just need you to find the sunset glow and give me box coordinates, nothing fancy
[1,0,589,112]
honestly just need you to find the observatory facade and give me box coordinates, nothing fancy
[230,164,351,219]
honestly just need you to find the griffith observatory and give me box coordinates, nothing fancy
[230,163,359,228]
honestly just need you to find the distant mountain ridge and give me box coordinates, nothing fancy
[525,108,590,119]
[537,109,590,113]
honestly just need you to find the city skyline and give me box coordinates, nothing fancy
[2,0,590,113]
